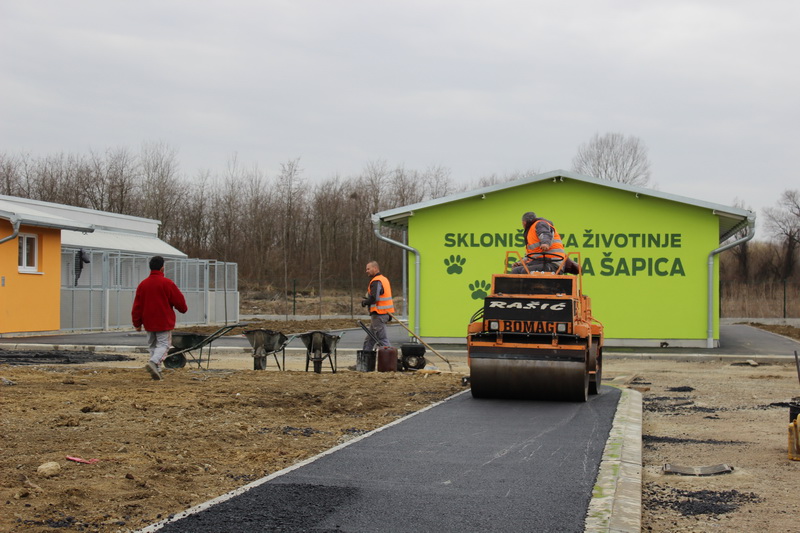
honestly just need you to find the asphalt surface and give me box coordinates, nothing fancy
[150,387,622,533]
[607,324,800,358]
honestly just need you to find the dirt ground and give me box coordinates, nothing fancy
[2,324,800,532]
[619,356,800,533]
[0,351,466,533]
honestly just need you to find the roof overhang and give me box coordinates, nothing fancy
[61,228,186,257]
[0,203,94,233]
[0,195,187,257]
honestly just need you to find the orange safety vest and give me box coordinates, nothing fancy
[367,274,395,315]
[525,219,566,261]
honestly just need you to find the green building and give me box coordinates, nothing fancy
[373,170,754,348]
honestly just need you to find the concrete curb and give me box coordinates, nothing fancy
[585,385,642,533]
[604,353,797,363]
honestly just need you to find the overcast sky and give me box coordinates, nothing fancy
[1,1,797,230]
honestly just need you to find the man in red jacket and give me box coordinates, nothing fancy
[132,256,188,380]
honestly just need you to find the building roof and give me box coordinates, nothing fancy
[0,195,186,257]
[61,228,186,257]
[0,197,94,233]
[374,169,756,242]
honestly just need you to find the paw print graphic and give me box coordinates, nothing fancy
[444,254,467,275]
[468,280,491,300]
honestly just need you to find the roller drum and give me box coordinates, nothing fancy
[470,357,588,402]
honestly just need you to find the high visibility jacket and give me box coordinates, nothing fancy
[367,274,395,315]
[525,219,566,261]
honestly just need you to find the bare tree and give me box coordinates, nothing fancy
[390,164,425,206]
[210,173,243,263]
[237,164,274,281]
[23,152,85,206]
[310,177,351,315]
[422,164,453,200]
[171,170,213,258]
[345,184,365,312]
[470,169,539,190]
[139,141,184,239]
[0,153,21,195]
[725,199,754,281]
[572,132,652,186]
[361,160,390,213]
[33,153,78,205]
[276,158,304,316]
[105,147,139,214]
[56,153,90,207]
[763,189,800,280]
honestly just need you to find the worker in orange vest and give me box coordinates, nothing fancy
[511,211,566,273]
[361,260,395,350]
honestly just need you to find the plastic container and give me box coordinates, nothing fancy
[377,346,398,372]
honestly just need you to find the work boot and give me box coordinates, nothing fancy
[145,361,162,380]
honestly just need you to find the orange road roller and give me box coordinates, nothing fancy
[467,253,603,401]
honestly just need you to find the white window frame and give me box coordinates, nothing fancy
[18,233,39,273]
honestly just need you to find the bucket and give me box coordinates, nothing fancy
[790,397,800,422]
[377,346,398,372]
[356,350,376,372]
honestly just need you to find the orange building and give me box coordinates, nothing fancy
[0,199,93,334]
[1,195,239,335]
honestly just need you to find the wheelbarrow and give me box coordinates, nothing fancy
[163,323,248,369]
[243,329,294,371]
[298,330,342,374]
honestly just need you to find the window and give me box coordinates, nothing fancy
[18,233,38,273]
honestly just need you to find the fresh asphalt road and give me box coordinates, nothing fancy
[151,387,621,533]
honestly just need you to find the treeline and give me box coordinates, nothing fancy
[719,192,799,317]
[720,190,800,285]
[2,145,797,312]
[0,144,469,296]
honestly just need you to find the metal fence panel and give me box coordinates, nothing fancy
[60,249,239,331]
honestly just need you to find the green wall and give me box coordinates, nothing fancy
[406,179,720,341]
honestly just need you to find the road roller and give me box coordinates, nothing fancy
[466,253,603,401]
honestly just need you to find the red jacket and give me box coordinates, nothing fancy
[131,270,188,332]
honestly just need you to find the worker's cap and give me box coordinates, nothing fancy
[522,212,537,224]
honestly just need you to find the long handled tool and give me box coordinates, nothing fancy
[357,320,382,347]
[389,313,452,371]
